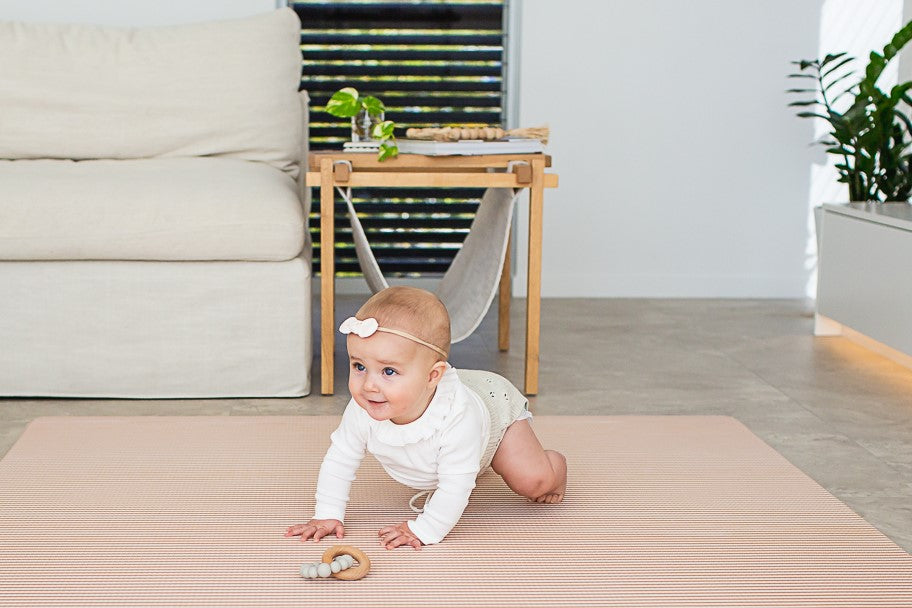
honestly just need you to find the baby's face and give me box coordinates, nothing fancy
[346,331,442,425]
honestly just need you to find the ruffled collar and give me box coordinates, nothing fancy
[372,364,459,446]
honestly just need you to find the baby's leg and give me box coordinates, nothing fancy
[491,419,566,504]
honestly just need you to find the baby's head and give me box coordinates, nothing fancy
[354,286,450,359]
[340,287,451,424]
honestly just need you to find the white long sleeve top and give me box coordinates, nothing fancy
[312,365,490,545]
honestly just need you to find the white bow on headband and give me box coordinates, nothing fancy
[338,316,448,358]
[338,316,379,338]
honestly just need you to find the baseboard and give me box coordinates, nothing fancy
[816,315,912,371]
[525,272,808,298]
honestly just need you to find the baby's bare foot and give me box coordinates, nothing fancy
[533,450,566,504]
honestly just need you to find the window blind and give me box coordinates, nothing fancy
[291,0,507,276]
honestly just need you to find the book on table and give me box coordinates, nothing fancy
[342,141,380,152]
[395,138,545,156]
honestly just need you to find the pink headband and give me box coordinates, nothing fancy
[339,316,448,359]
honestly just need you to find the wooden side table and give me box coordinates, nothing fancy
[305,152,559,395]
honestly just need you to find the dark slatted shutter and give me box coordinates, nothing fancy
[291,0,507,276]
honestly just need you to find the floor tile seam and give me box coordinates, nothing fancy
[698,341,830,423]
[720,348,912,491]
[709,345,870,459]
[850,437,912,489]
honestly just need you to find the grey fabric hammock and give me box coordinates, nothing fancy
[333,160,525,342]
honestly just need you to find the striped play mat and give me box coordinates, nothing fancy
[0,416,910,607]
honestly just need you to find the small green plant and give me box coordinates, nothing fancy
[788,20,912,201]
[325,87,398,161]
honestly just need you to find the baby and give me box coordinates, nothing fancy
[285,286,566,550]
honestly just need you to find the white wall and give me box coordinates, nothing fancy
[5,0,902,298]
[0,0,277,25]
[513,0,825,297]
[904,0,912,82]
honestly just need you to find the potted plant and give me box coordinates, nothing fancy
[787,20,912,202]
[325,87,398,161]
[791,21,912,350]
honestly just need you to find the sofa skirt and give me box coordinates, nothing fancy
[0,256,312,398]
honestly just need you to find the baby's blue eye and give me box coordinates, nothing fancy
[382,367,397,376]
[353,362,365,372]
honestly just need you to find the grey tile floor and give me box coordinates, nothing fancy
[2,297,910,552]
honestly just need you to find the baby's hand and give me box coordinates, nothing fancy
[284,518,344,543]
[378,521,423,551]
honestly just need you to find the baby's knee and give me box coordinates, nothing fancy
[547,450,567,474]
[513,464,557,499]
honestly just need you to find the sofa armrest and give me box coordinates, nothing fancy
[297,89,313,252]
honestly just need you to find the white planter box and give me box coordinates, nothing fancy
[816,202,912,366]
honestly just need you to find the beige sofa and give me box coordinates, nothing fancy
[0,9,313,397]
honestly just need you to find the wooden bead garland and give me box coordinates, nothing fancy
[300,545,371,581]
[403,125,549,144]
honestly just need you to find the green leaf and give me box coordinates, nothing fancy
[889,81,912,102]
[831,85,857,103]
[821,52,848,66]
[795,111,829,119]
[822,70,856,93]
[787,100,821,107]
[842,98,869,122]
[820,56,854,79]
[787,73,817,79]
[377,141,398,162]
[884,19,912,61]
[371,120,396,140]
[325,87,361,118]
[361,96,385,115]
[792,59,817,70]
[785,88,817,93]
[861,20,912,94]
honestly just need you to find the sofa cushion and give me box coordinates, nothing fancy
[0,9,302,177]
[0,158,306,261]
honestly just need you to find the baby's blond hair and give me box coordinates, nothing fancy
[356,286,451,359]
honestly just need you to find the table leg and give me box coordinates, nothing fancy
[320,159,335,395]
[498,233,511,351]
[524,158,545,395]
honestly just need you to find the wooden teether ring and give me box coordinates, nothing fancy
[322,545,370,581]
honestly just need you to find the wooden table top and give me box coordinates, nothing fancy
[307,151,552,172]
